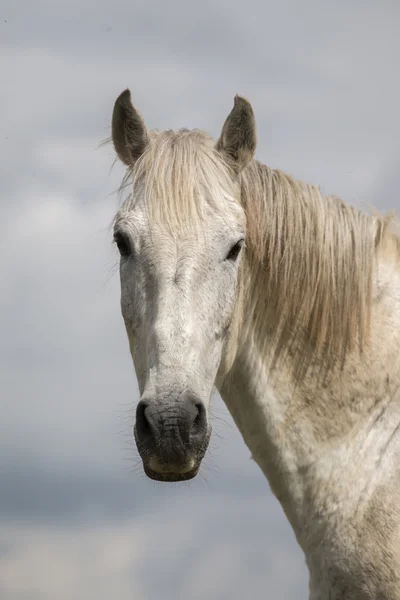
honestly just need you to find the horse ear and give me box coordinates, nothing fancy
[216,95,257,173]
[112,89,149,166]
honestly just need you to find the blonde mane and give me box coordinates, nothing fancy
[114,128,399,376]
[117,129,239,226]
[240,161,398,375]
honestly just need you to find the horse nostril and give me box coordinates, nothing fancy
[192,401,207,434]
[180,394,207,440]
[136,400,152,437]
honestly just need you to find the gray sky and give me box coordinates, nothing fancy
[1,0,399,598]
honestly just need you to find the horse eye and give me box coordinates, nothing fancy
[114,232,131,257]
[226,239,245,262]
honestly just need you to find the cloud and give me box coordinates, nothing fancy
[0,495,306,600]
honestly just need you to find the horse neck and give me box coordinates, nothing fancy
[218,240,400,556]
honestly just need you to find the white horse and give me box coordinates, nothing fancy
[110,89,400,599]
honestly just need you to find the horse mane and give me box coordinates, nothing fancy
[240,161,400,375]
[113,128,400,376]
[116,129,240,227]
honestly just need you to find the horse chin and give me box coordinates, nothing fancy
[143,462,200,482]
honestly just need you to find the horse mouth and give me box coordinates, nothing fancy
[143,462,200,482]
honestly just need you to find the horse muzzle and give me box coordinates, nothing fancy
[134,392,211,482]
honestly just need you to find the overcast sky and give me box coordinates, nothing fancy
[1,1,399,598]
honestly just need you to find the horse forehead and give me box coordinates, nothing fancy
[120,203,236,245]
[142,226,216,265]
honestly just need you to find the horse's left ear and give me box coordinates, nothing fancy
[216,95,257,173]
[112,89,149,166]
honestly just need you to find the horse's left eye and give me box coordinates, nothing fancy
[114,232,131,257]
[226,239,245,262]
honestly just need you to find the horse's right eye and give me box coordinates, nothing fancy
[226,239,245,262]
[114,232,131,257]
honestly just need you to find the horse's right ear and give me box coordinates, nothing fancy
[112,89,149,166]
[216,95,257,173]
